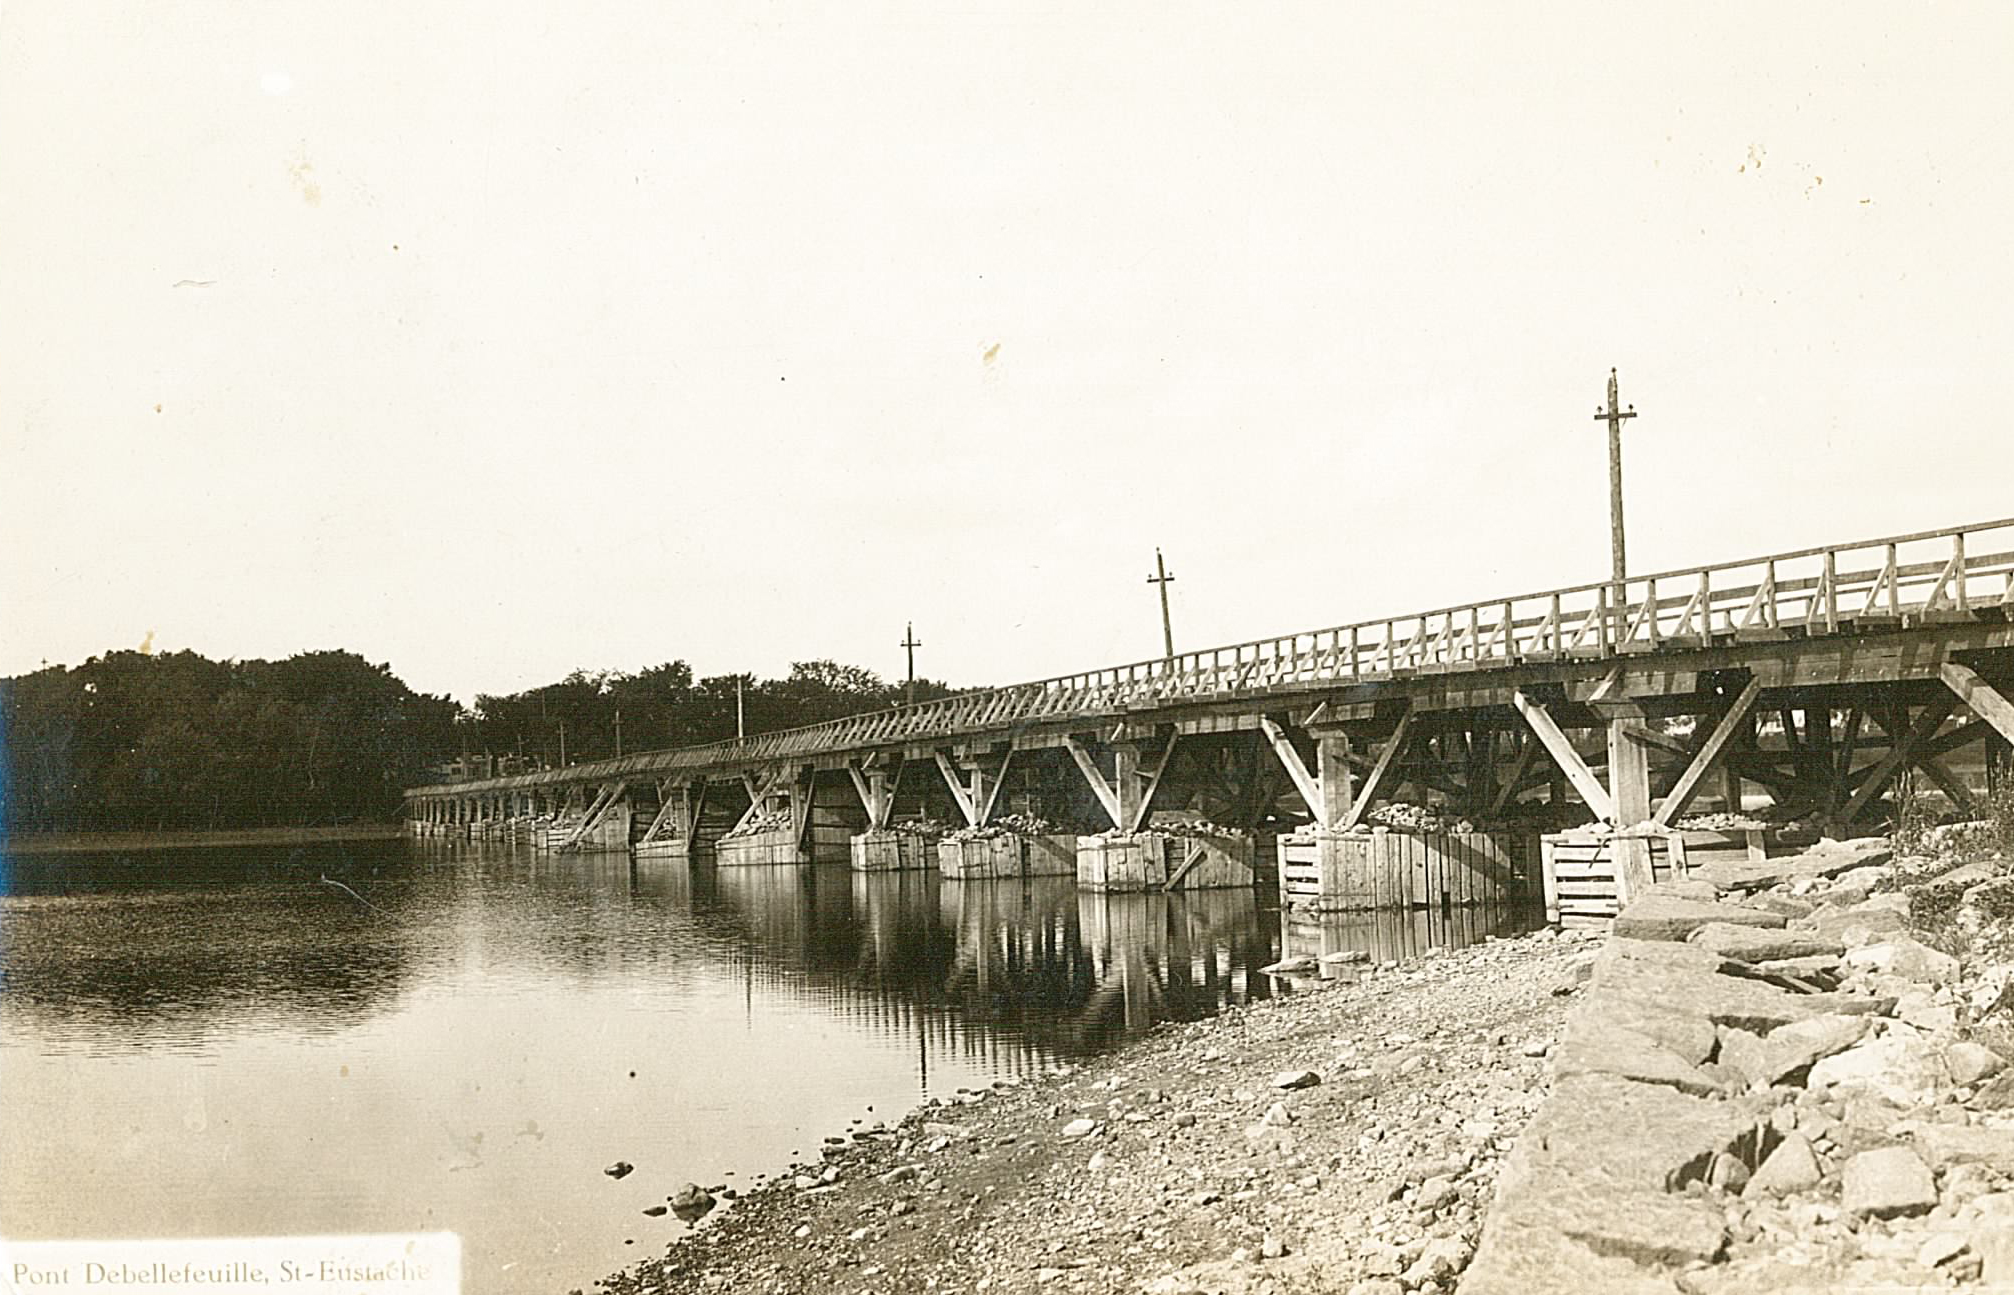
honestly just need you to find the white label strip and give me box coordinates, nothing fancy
[0,1233,459,1294]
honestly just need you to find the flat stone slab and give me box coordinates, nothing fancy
[1464,1223,1686,1295]
[1509,1162,1728,1267]
[1567,992,1718,1065]
[1596,937,1730,976]
[1553,1020,1726,1096]
[1614,894,1788,943]
[1687,922,1843,963]
[1597,957,1877,1036]
[1465,1152,1713,1294]
[1519,1074,1762,1192]
[1696,839,1892,893]
[1716,1013,1869,1087]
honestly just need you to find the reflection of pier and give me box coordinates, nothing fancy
[1279,903,1535,968]
[687,864,1285,1061]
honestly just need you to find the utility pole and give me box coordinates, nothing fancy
[1147,548,1176,660]
[901,622,922,706]
[1594,368,1637,641]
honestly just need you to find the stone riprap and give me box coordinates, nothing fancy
[1464,834,2014,1294]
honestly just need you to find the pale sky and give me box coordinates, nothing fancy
[4,3,2011,704]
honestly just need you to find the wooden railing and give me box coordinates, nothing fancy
[408,517,2014,796]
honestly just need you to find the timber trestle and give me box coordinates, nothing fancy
[407,518,2014,910]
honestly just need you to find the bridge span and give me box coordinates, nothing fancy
[408,518,2014,900]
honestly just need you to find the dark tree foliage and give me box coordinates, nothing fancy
[464,659,970,770]
[1,650,462,833]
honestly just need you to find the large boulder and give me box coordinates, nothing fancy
[1841,1146,1937,1218]
[1808,1028,1948,1107]
[1795,903,1910,947]
[1744,1132,1823,1197]
[1905,1123,2014,1175]
[1844,937,1961,986]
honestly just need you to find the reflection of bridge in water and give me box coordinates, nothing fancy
[629,856,1539,1064]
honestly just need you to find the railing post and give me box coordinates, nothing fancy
[1956,531,1970,614]
[1888,543,1901,617]
[1500,600,1514,658]
[1596,586,1611,653]
[1765,559,1779,629]
[1823,550,1839,632]
[1349,624,1361,678]
[1644,577,1658,646]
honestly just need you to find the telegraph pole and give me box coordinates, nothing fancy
[1147,548,1176,660]
[901,622,922,706]
[1594,368,1637,638]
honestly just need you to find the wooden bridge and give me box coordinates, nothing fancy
[408,517,2014,898]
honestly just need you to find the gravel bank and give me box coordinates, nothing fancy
[592,921,1590,1295]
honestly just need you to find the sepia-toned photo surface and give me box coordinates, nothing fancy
[4,5,2013,1293]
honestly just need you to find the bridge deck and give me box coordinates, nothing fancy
[409,517,2014,798]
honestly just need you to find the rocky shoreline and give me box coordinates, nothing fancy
[589,921,1591,1295]
[590,823,2013,1295]
[1465,831,2014,1293]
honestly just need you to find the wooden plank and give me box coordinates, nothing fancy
[1943,663,2014,744]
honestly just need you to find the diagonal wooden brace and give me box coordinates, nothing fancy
[1943,663,2014,744]
[1841,698,1959,826]
[1513,691,1617,822]
[1341,706,1413,829]
[1067,736,1125,828]
[1652,676,1763,828]
[1257,718,1324,826]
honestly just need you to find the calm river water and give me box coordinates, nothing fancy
[0,838,1535,1292]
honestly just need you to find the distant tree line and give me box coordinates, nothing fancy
[1,651,972,835]
[2,650,463,833]
[463,659,967,771]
